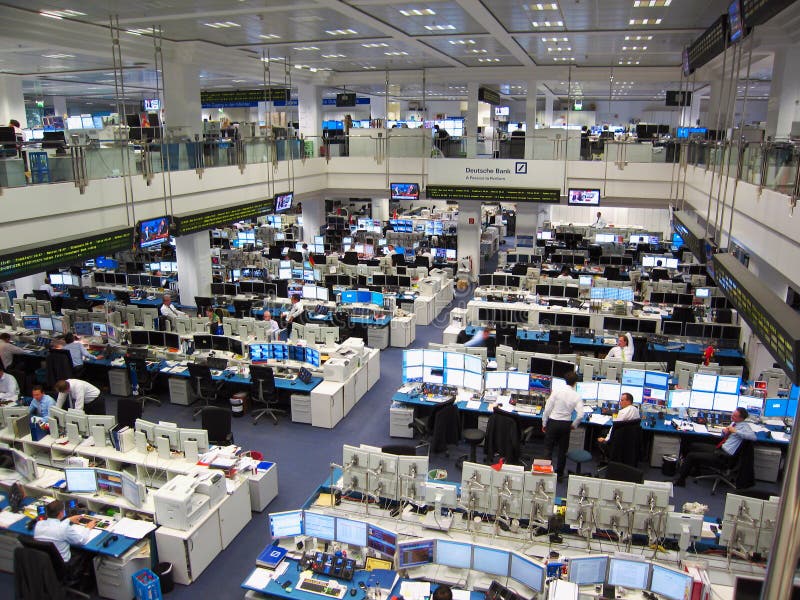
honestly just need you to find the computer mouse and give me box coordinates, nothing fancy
[350,589,357,596]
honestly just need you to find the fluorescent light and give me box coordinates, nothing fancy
[633,0,671,6]
[42,53,75,59]
[361,42,389,47]
[384,51,409,56]
[543,37,569,42]
[477,58,501,63]
[39,9,86,19]
[449,39,476,45]
[293,46,320,50]
[628,18,662,25]
[530,2,559,9]
[424,24,456,31]
[260,34,281,39]
[625,35,653,40]
[399,8,436,16]
[326,29,358,35]
[321,53,347,58]
[621,46,647,50]
[127,27,156,36]
[205,21,241,28]
[531,20,563,27]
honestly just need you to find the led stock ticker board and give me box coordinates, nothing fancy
[426,185,560,203]
[0,227,134,282]
[714,254,800,384]
[173,197,276,236]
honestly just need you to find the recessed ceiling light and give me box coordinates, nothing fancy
[362,42,389,48]
[542,37,569,42]
[633,0,671,6]
[293,46,320,51]
[39,8,86,19]
[547,46,572,52]
[625,35,653,41]
[42,53,75,59]
[326,29,358,35]
[260,56,284,62]
[260,34,281,39]
[530,3,559,9]
[477,58,501,63]
[205,21,240,28]
[384,51,409,56]
[468,49,488,53]
[399,8,436,16]
[621,46,647,50]
[232,79,246,83]
[531,20,564,27]
[424,24,456,31]
[449,39,476,45]
[362,65,377,69]
[322,53,347,58]
[127,27,156,35]
[628,18,662,25]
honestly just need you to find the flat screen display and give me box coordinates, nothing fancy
[650,564,693,600]
[335,517,367,547]
[728,0,744,43]
[607,558,650,589]
[139,217,170,249]
[472,546,510,577]
[269,510,303,538]
[275,192,294,212]
[303,511,335,540]
[390,183,420,201]
[435,540,472,569]
[568,188,600,206]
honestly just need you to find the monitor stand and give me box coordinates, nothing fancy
[420,510,453,531]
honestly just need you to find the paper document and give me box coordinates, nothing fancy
[0,511,25,528]
[588,414,611,426]
[244,568,275,590]
[109,517,157,538]
[692,424,708,434]
[83,528,104,542]
[400,581,431,600]
[771,431,790,442]
[451,591,470,600]
[464,400,482,411]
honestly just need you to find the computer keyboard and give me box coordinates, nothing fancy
[298,578,346,598]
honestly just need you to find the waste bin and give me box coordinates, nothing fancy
[154,562,174,594]
[662,454,678,477]
[230,392,247,417]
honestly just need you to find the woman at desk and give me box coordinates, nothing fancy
[605,333,634,361]
[206,306,224,335]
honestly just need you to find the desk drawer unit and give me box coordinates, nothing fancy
[650,434,681,467]
[290,394,312,424]
[169,376,195,405]
[390,405,415,438]
[367,326,389,350]
[754,446,782,482]
[108,368,132,397]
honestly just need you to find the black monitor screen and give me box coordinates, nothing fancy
[130,330,149,345]
[194,334,212,350]
[531,357,553,376]
[148,331,166,347]
[164,333,180,349]
[212,336,230,352]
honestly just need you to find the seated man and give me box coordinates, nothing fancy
[674,407,756,486]
[29,385,55,419]
[34,499,97,576]
[597,392,641,465]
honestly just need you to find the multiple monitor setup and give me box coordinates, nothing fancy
[134,419,210,454]
[577,368,670,406]
[249,342,321,367]
[566,555,693,600]
[338,444,430,506]
[0,447,38,482]
[64,467,146,507]
[402,349,483,392]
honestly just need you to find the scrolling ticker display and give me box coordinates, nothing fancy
[714,254,800,384]
[173,198,275,236]
[0,227,133,283]
[426,185,560,203]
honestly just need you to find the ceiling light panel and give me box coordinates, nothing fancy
[260,34,281,39]
[326,29,358,35]
[624,35,653,41]
[531,21,564,27]
[204,22,240,28]
[529,3,559,9]
[362,43,389,47]
[628,18,662,25]
[424,24,456,30]
[633,0,671,6]
[399,8,436,16]
[40,9,85,19]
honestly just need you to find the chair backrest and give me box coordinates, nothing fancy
[605,462,644,483]
[17,536,66,580]
[250,364,276,393]
[45,350,73,387]
[116,396,143,428]
[125,356,153,388]
[187,363,213,389]
[381,445,417,456]
[201,406,232,444]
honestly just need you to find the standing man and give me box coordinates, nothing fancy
[281,296,305,338]
[54,378,105,415]
[674,407,756,486]
[592,212,607,228]
[542,371,584,479]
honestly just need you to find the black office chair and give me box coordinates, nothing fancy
[124,356,161,409]
[233,299,253,319]
[651,268,669,282]
[410,399,459,456]
[16,537,90,599]
[599,461,645,483]
[114,290,131,304]
[45,349,73,390]
[187,363,223,419]
[250,364,285,425]
[116,396,142,429]
[381,445,417,456]
[496,324,518,349]
[483,408,523,465]
[32,290,51,301]
[201,406,234,446]
[194,296,215,315]
[694,440,755,494]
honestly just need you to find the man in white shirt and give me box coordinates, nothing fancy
[542,371,584,478]
[34,500,96,567]
[39,277,55,297]
[597,392,640,444]
[281,296,305,337]
[0,365,20,401]
[160,294,187,321]
[55,378,105,414]
[592,211,607,228]
[0,332,29,370]
[605,333,634,362]
[556,266,572,279]
[262,311,280,339]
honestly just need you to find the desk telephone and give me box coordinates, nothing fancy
[301,551,356,581]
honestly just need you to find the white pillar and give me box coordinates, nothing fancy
[302,198,326,243]
[766,46,800,140]
[175,231,212,306]
[457,200,482,275]
[514,203,540,239]
[686,87,702,127]
[525,81,538,159]
[706,79,728,129]
[297,82,322,143]
[0,76,26,128]
[163,58,202,137]
[14,273,45,298]
[371,197,389,221]
[544,91,555,128]
[52,96,68,120]
[466,82,480,158]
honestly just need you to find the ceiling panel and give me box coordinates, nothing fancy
[346,0,489,36]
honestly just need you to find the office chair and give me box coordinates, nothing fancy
[16,537,90,599]
[188,363,223,419]
[114,290,131,304]
[598,461,644,483]
[45,349,73,390]
[250,364,285,425]
[495,324,518,349]
[694,441,755,494]
[381,444,417,456]
[124,356,162,409]
[410,399,459,456]
[201,406,234,446]
[116,396,143,429]
[233,299,253,319]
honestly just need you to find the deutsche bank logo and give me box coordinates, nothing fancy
[269,549,282,558]
[515,162,527,174]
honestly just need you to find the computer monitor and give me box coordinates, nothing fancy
[649,564,694,600]
[135,418,156,442]
[509,553,546,593]
[396,539,434,568]
[473,546,510,577]
[154,424,180,451]
[95,468,124,496]
[335,517,368,547]
[435,540,472,569]
[567,555,609,585]
[65,467,97,493]
[366,524,397,557]
[178,428,210,453]
[11,449,37,481]
[303,511,336,541]
[607,557,650,589]
[65,410,89,436]
[269,510,304,538]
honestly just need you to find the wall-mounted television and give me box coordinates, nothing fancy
[275,192,294,212]
[728,0,745,43]
[139,217,170,249]
[495,106,509,116]
[143,98,160,112]
[390,183,420,201]
[568,189,600,206]
[336,93,356,107]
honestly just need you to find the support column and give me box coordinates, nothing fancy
[52,96,68,120]
[514,203,540,239]
[14,273,45,298]
[457,200,481,276]
[371,197,389,221]
[297,82,322,149]
[302,198,326,243]
[0,76,26,128]
[685,87,702,127]
[705,79,728,129]
[544,91,555,128]
[175,231,212,307]
[766,46,800,140]
[466,82,480,158]
[525,80,538,159]
[163,53,202,137]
